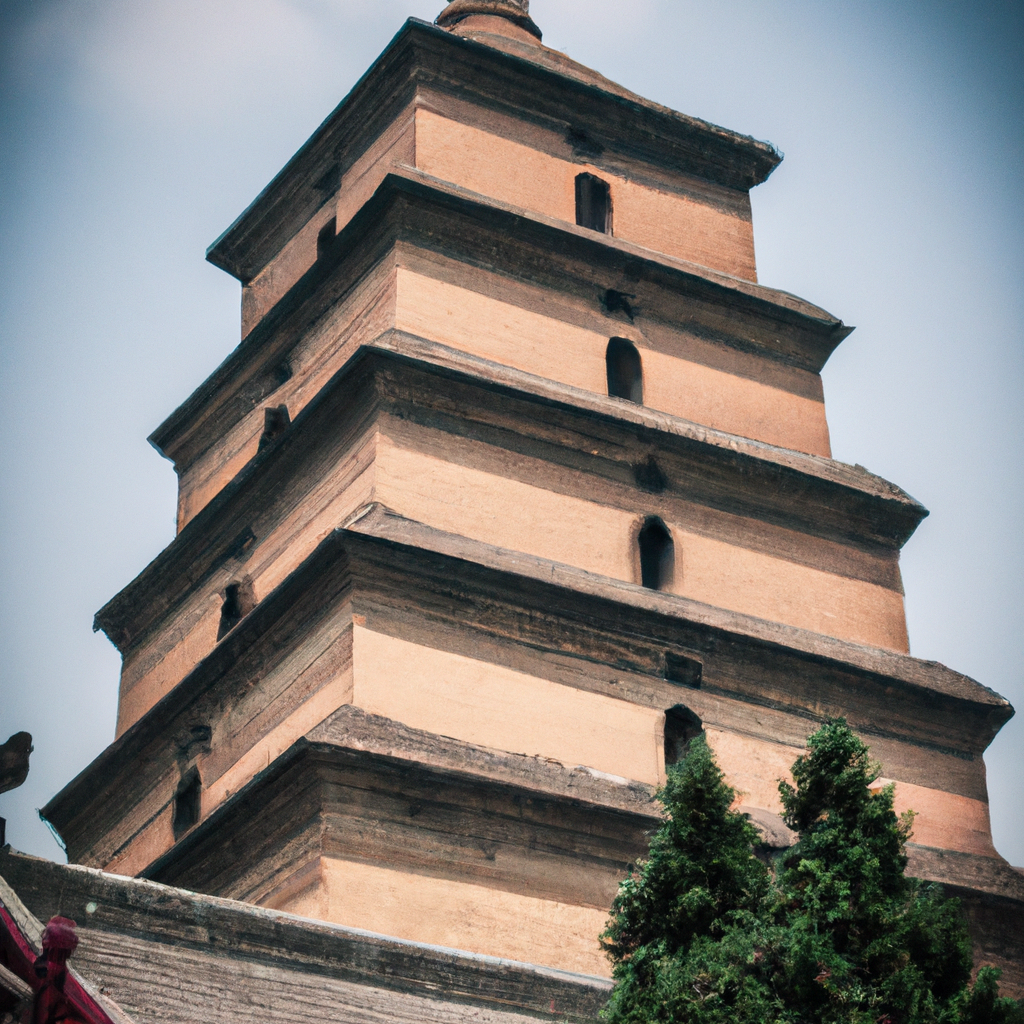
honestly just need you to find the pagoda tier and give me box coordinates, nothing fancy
[104,332,921,737]
[41,3,1021,993]
[164,169,848,533]
[205,17,779,320]
[48,502,1015,976]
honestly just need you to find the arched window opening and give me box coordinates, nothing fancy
[638,516,674,591]
[217,579,256,641]
[575,173,612,233]
[664,705,704,768]
[172,769,202,839]
[607,338,643,404]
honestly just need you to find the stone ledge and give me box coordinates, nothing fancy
[308,705,660,817]
[908,843,1024,903]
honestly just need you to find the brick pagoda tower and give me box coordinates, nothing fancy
[41,0,1021,984]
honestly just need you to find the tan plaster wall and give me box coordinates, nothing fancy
[241,202,336,340]
[103,627,997,882]
[706,728,803,812]
[643,351,829,458]
[103,684,355,878]
[260,859,326,918]
[177,260,396,530]
[181,253,831,534]
[117,598,222,736]
[135,396,903,748]
[332,105,416,247]
[352,625,664,784]
[678,529,908,653]
[236,97,757,342]
[375,437,910,651]
[102,633,355,877]
[104,804,175,879]
[237,447,375,601]
[203,655,354,813]
[706,729,997,860]
[281,784,995,978]
[882,779,998,859]
[178,440,258,532]
[119,437,376,735]
[182,208,828,531]
[394,268,831,456]
[240,104,416,339]
[316,856,611,977]
[413,109,757,280]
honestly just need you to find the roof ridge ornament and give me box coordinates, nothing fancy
[436,0,543,41]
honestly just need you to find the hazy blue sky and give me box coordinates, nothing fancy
[1,0,1022,866]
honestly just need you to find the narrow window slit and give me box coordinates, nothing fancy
[316,216,337,261]
[638,516,674,591]
[664,705,704,768]
[218,579,256,640]
[607,338,643,404]
[172,770,202,839]
[259,404,290,452]
[575,173,612,233]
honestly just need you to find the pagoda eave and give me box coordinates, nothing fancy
[206,19,781,284]
[159,169,854,469]
[107,340,928,661]
[54,512,1010,878]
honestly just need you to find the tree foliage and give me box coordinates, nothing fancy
[602,720,1023,1024]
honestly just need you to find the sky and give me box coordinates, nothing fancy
[1,0,1022,866]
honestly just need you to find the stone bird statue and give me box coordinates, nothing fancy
[0,732,32,795]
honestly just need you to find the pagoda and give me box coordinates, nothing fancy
[37,0,1021,984]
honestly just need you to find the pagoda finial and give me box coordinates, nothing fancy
[436,0,542,41]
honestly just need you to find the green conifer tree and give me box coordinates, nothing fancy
[602,720,1023,1024]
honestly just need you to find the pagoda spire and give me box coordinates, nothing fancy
[436,0,542,41]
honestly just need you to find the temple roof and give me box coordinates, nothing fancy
[1,850,611,1023]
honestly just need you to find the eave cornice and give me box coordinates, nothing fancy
[205,18,781,283]
[109,338,927,655]
[155,169,852,470]
[50,512,1012,857]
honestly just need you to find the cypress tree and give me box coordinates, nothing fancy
[602,720,1024,1024]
